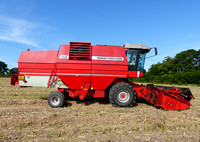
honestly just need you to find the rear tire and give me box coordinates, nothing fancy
[109,82,136,107]
[47,91,65,108]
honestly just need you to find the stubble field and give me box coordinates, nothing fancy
[0,77,199,142]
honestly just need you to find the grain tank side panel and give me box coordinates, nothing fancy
[91,45,128,90]
[56,43,91,89]
[56,61,91,89]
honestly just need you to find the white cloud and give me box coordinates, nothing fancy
[0,16,40,47]
[0,35,39,47]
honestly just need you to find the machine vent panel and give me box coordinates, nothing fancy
[69,42,91,60]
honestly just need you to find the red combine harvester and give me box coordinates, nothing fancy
[11,42,194,110]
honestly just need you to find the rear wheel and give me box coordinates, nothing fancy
[109,82,136,107]
[47,91,65,108]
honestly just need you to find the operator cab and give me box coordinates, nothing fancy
[124,43,151,72]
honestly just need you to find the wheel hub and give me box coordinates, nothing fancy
[117,91,130,103]
[121,94,125,98]
[52,97,60,105]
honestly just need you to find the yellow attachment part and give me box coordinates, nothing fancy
[18,75,25,80]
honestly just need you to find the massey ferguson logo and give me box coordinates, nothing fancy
[92,56,124,61]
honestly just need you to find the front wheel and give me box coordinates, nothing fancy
[47,91,65,108]
[109,82,136,107]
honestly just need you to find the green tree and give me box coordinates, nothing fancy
[157,56,176,75]
[139,49,200,84]
[7,68,18,76]
[147,62,161,75]
[174,49,200,72]
[0,61,8,76]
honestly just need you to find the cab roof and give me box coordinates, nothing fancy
[124,43,151,51]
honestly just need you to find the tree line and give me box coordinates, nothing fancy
[0,61,18,77]
[132,49,200,84]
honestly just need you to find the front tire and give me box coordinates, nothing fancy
[47,91,65,108]
[109,82,136,107]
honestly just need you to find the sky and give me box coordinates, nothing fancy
[0,0,200,70]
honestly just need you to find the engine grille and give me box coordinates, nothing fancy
[69,42,91,60]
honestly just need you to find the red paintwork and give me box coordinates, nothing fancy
[137,86,192,110]
[69,82,91,100]
[18,51,58,64]
[10,74,19,86]
[11,41,194,110]
[128,71,144,77]
[15,42,135,91]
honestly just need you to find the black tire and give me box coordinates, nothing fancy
[109,82,136,107]
[47,91,65,108]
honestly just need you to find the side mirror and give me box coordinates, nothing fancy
[145,47,158,59]
[155,47,157,55]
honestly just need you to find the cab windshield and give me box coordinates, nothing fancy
[126,49,146,72]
